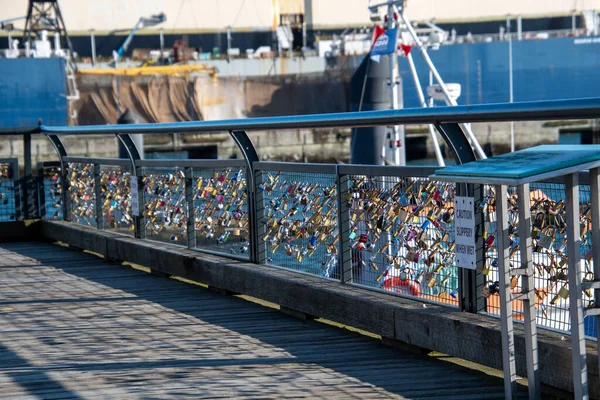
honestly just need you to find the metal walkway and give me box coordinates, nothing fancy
[0,242,511,399]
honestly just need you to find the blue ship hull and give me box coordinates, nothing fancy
[399,36,600,107]
[0,58,68,128]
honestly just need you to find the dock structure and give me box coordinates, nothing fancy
[0,241,510,399]
[0,98,599,399]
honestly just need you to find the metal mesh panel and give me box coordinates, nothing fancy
[0,162,17,221]
[99,165,133,234]
[347,175,459,306]
[192,167,249,258]
[141,167,188,245]
[259,170,339,280]
[41,165,62,220]
[67,163,96,227]
[482,183,596,338]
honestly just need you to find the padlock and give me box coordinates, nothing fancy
[558,285,569,299]
[537,232,554,250]
[427,276,437,288]
[533,213,545,230]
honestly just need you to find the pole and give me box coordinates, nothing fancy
[386,4,404,166]
[227,26,232,62]
[590,168,600,388]
[159,28,164,62]
[517,15,522,41]
[90,29,96,67]
[565,173,589,400]
[302,22,307,49]
[496,184,517,399]
[398,9,486,159]
[508,15,515,152]
[406,53,445,166]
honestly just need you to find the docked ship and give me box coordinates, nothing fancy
[1,0,600,160]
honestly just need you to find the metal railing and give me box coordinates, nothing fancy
[0,158,19,222]
[481,177,596,338]
[6,97,600,398]
[37,158,599,333]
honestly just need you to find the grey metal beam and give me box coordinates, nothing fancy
[434,123,479,164]
[46,135,69,222]
[64,157,132,167]
[517,183,541,400]
[37,98,600,136]
[116,134,141,174]
[229,130,260,264]
[565,172,589,400]
[590,168,600,387]
[495,184,517,399]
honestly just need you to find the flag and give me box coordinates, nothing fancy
[372,25,385,44]
[370,25,385,62]
[400,44,412,57]
[370,27,398,63]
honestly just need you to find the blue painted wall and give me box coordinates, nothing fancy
[0,58,68,127]
[398,36,600,108]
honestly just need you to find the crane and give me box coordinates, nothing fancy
[1,17,26,49]
[111,13,166,66]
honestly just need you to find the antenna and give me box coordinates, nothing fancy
[368,0,487,163]
[23,0,77,70]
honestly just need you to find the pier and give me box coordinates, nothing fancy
[1,98,599,398]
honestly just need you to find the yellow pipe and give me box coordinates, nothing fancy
[78,64,218,78]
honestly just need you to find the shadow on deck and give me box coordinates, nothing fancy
[0,241,521,399]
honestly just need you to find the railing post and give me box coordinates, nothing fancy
[456,182,484,312]
[229,130,260,264]
[134,166,146,239]
[517,183,541,399]
[7,159,21,221]
[184,166,196,250]
[94,163,103,229]
[37,162,46,219]
[495,183,517,399]
[472,183,486,313]
[336,167,352,284]
[45,135,69,221]
[62,163,71,222]
[565,172,589,400]
[589,167,600,385]
[22,133,32,219]
[254,168,267,265]
[462,183,485,313]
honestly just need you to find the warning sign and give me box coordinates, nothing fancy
[454,196,476,270]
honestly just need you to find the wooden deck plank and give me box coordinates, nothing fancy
[0,242,513,399]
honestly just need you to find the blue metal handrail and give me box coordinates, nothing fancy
[37,98,600,135]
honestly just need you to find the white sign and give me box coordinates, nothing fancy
[454,196,476,270]
[130,176,139,216]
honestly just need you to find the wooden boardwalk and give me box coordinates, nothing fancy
[0,242,510,399]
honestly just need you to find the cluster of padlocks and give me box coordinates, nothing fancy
[192,168,249,253]
[259,171,460,301]
[481,185,595,327]
[260,171,339,277]
[68,163,96,225]
[100,168,132,230]
[43,166,62,219]
[142,169,187,241]
[61,164,596,323]
[0,163,15,221]
[347,177,458,302]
